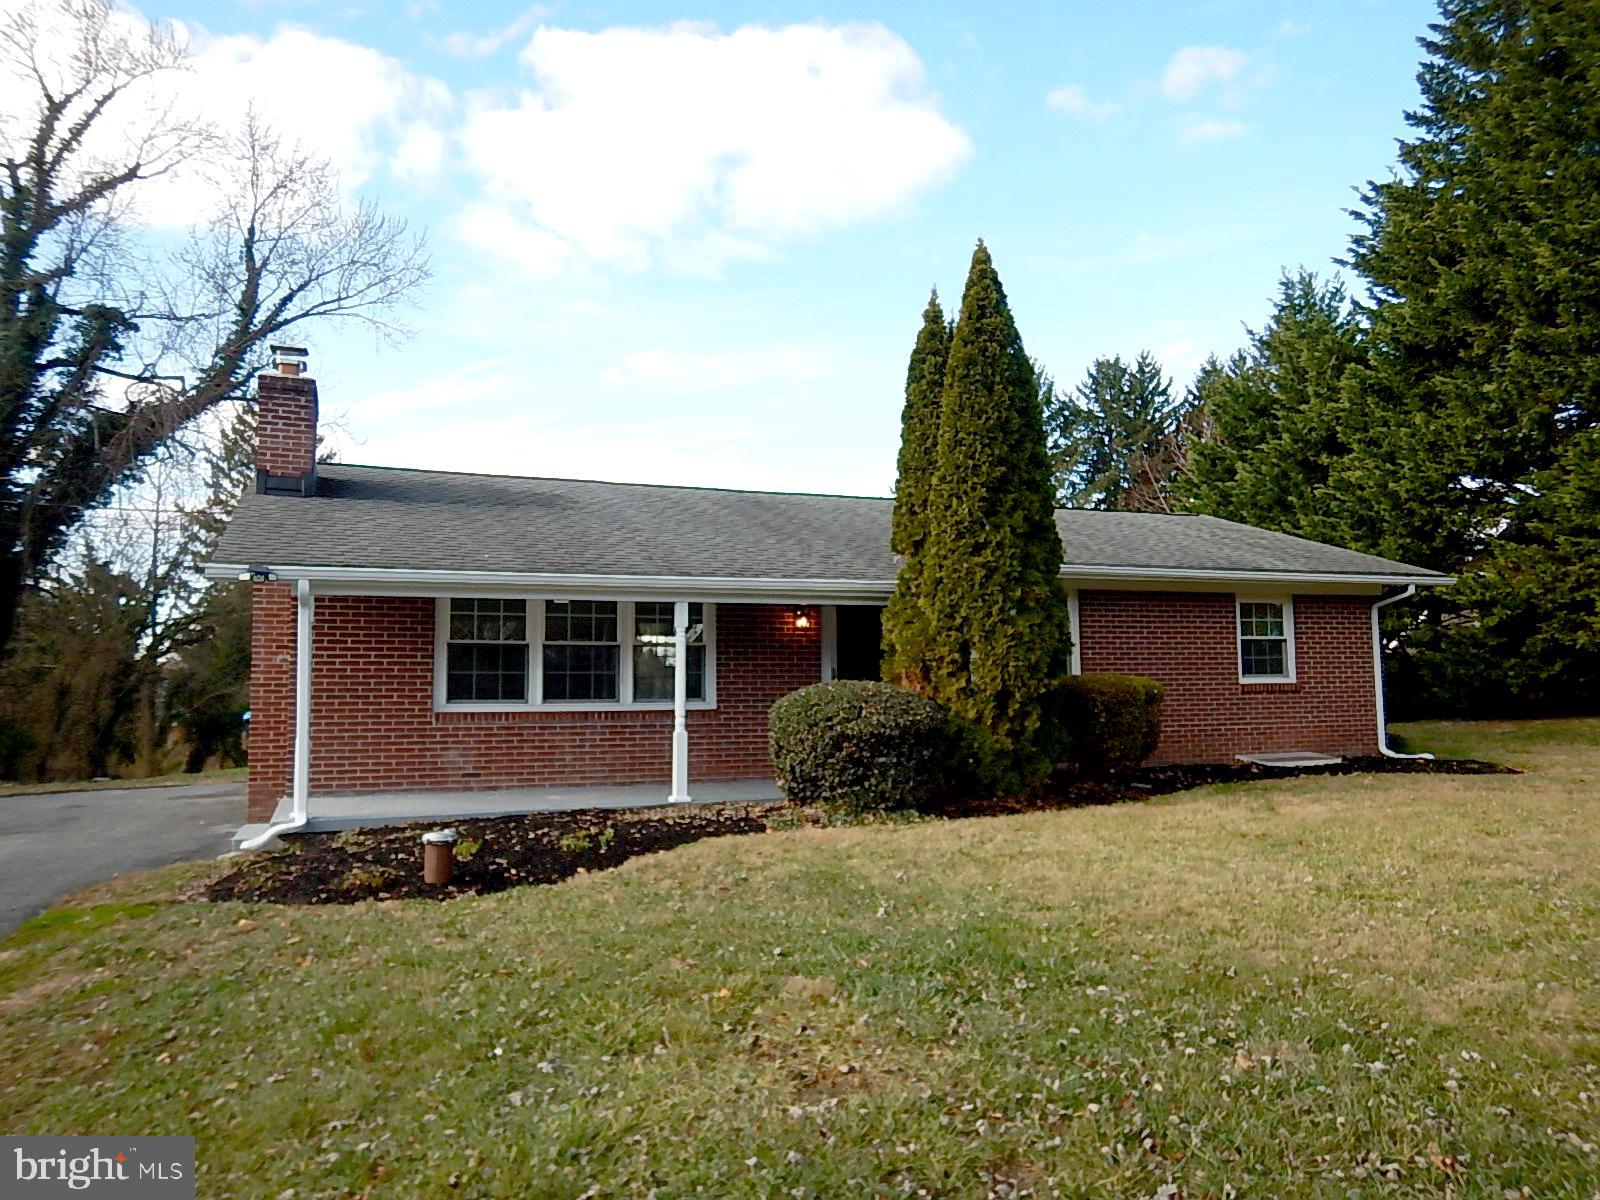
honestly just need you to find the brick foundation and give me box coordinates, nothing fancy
[246,593,821,821]
[1076,590,1378,765]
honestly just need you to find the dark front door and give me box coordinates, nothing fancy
[833,605,884,681]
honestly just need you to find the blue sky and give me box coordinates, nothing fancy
[139,0,1436,495]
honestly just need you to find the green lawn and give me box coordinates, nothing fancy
[2,721,1597,1197]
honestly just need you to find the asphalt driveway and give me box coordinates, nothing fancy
[0,781,242,937]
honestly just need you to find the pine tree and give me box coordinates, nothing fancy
[881,290,950,689]
[1181,271,1364,543]
[920,242,1074,793]
[166,402,257,771]
[1046,351,1179,510]
[1335,0,1600,709]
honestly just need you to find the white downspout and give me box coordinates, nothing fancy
[240,577,315,849]
[1371,584,1432,760]
[667,599,692,803]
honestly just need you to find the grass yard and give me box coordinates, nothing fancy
[1,721,1597,1198]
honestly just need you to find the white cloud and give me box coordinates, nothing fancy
[599,344,845,391]
[176,25,452,192]
[457,21,971,275]
[438,7,549,58]
[338,357,517,426]
[0,2,453,228]
[1160,46,1249,102]
[1153,323,1211,378]
[1178,115,1248,145]
[454,201,584,277]
[326,354,896,495]
[1045,84,1118,121]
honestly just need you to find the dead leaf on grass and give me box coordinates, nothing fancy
[783,976,838,1002]
[0,971,92,1014]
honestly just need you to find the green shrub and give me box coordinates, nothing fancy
[1056,673,1164,776]
[769,681,959,814]
[0,722,36,779]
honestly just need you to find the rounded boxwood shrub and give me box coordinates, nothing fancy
[1056,673,1164,776]
[769,681,958,815]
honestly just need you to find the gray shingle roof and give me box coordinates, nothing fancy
[211,464,1446,585]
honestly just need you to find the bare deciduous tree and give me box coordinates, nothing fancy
[0,0,430,657]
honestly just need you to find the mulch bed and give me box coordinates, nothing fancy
[207,755,1515,906]
[206,804,777,906]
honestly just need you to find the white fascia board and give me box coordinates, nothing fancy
[206,561,1453,595]
[204,563,895,603]
[1059,565,1454,588]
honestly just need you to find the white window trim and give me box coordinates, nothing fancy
[1066,589,1082,676]
[433,598,717,712]
[819,605,837,681]
[1236,595,1296,684]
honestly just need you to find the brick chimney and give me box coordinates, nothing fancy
[256,345,318,496]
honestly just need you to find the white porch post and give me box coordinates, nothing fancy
[668,599,692,802]
[291,577,314,823]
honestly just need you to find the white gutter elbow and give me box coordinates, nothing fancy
[237,817,307,852]
[1371,584,1432,759]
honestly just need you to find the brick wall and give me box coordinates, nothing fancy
[247,583,298,818]
[246,586,1382,818]
[246,593,821,820]
[256,372,318,479]
[1075,589,1378,764]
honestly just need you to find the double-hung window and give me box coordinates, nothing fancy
[445,598,529,702]
[438,599,715,708]
[632,602,706,702]
[1237,598,1294,682]
[543,601,621,701]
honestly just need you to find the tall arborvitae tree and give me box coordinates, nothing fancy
[920,242,1074,792]
[1181,271,1364,543]
[1046,351,1179,510]
[882,290,950,688]
[1333,0,1600,711]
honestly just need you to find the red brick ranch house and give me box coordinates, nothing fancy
[207,352,1451,844]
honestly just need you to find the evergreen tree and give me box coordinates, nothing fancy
[881,290,950,689]
[920,242,1074,793]
[166,403,258,770]
[1181,271,1364,543]
[1335,0,1600,709]
[1046,351,1179,510]
[1394,430,1600,715]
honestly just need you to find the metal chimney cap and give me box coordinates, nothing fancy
[269,345,309,375]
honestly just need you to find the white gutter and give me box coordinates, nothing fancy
[205,563,894,603]
[1371,585,1431,760]
[205,561,1452,596]
[238,578,315,850]
[1057,564,1452,587]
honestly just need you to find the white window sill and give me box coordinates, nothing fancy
[1239,676,1297,685]
[435,700,717,714]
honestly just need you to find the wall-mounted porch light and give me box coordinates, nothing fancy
[792,608,813,630]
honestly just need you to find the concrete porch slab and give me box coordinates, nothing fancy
[236,778,784,844]
[1236,751,1344,768]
